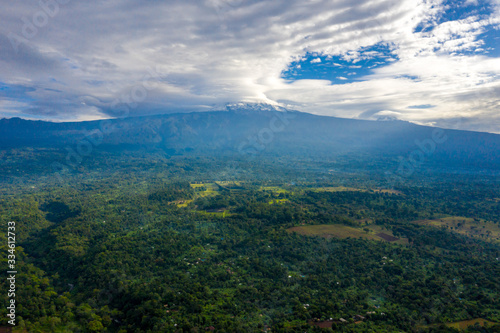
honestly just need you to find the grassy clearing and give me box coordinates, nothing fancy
[354,218,374,226]
[310,186,362,193]
[215,181,242,187]
[287,224,407,244]
[260,186,289,194]
[176,200,193,208]
[413,216,500,243]
[310,187,402,195]
[286,224,379,240]
[194,183,219,197]
[268,199,289,205]
[198,210,230,218]
[420,318,497,330]
[216,181,246,192]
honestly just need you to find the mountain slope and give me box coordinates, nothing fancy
[1,106,499,172]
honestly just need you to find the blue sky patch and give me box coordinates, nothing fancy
[476,29,500,57]
[281,43,398,85]
[408,104,436,109]
[0,83,35,100]
[436,0,494,25]
[414,0,499,56]
[414,0,494,33]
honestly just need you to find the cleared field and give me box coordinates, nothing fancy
[196,183,219,197]
[176,200,192,208]
[376,233,399,241]
[260,186,289,194]
[199,210,230,218]
[310,187,402,195]
[287,224,379,240]
[421,318,497,330]
[216,181,246,192]
[355,218,374,226]
[413,216,500,243]
[287,224,407,243]
[215,181,242,186]
[311,186,362,192]
[268,199,289,205]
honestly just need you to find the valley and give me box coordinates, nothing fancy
[1,158,499,332]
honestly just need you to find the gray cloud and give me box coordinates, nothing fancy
[0,0,499,132]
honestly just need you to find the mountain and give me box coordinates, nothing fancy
[1,104,499,172]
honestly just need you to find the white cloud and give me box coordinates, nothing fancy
[0,0,498,132]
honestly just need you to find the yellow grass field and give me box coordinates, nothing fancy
[310,187,402,195]
[172,182,221,207]
[421,318,497,330]
[176,200,193,208]
[311,186,362,192]
[215,181,242,186]
[268,199,289,205]
[191,183,219,197]
[260,186,289,194]
[199,210,230,218]
[412,216,500,243]
[287,224,407,244]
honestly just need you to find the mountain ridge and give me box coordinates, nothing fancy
[1,104,499,173]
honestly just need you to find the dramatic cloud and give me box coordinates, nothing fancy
[0,0,499,132]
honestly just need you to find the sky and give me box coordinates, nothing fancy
[0,0,499,133]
